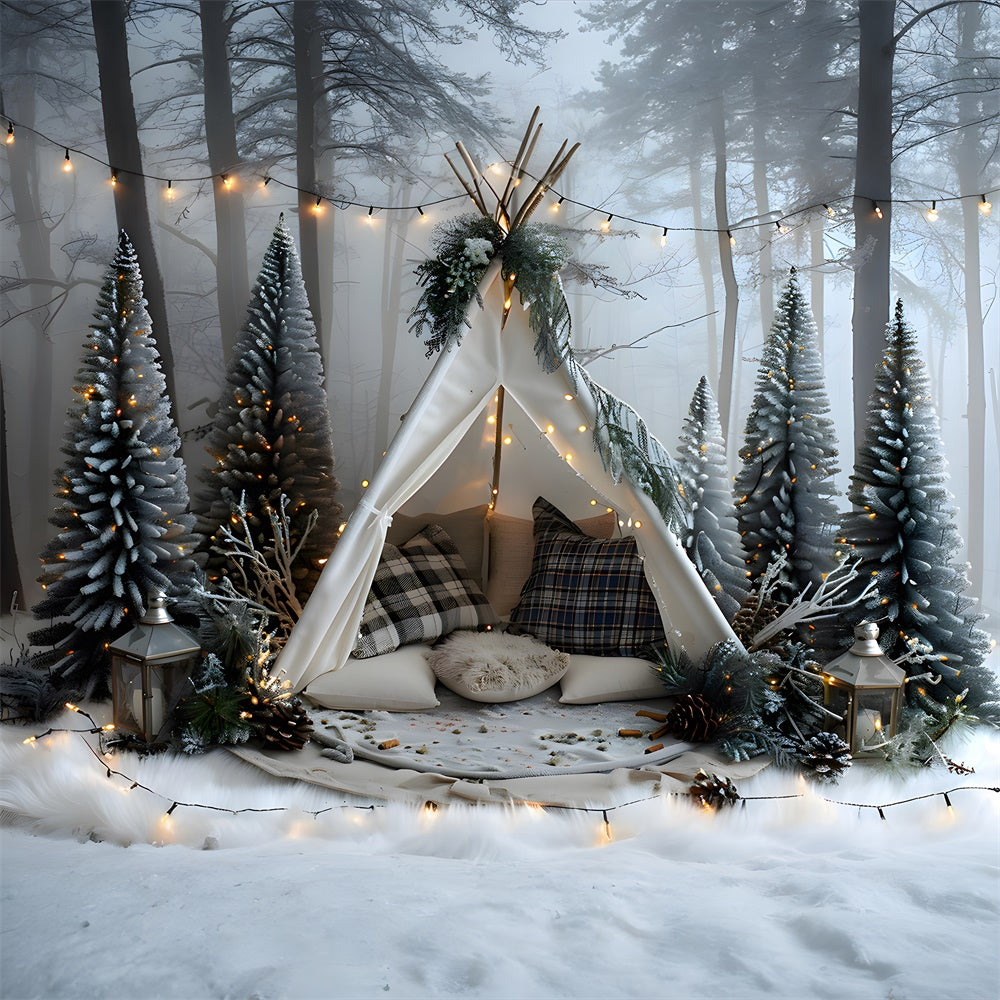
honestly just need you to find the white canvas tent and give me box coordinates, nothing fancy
[279,259,739,693]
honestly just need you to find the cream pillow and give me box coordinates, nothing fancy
[486,508,617,618]
[558,653,665,705]
[428,630,569,703]
[304,645,439,711]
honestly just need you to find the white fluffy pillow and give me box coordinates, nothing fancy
[428,630,569,703]
[304,645,439,711]
[558,654,665,704]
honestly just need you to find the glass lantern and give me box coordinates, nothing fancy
[822,621,905,758]
[108,593,200,746]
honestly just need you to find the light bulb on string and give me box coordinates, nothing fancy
[823,203,834,217]
[221,172,232,189]
[551,196,565,214]
[979,194,992,216]
[165,180,175,200]
[727,230,735,247]
[660,227,668,248]
[926,200,938,222]
[417,206,426,219]
[110,168,118,188]
[312,195,323,214]
[600,214,613,233]
[366,205,376,225]
[62,148,72,173]
[5,121,13,145]
[872,200,883,220]
[260,175,271,191]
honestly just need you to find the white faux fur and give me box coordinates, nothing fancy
[428,629,569,701]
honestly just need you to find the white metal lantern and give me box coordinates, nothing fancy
[108,593,199,745]
[822,621,905,758]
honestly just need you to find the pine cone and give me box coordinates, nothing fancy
[262,700,314,752]
[796,731,851,783]
[240,674,287,727]
[731,593,785,650]
[666,692,719,742]
[689,769,741,810]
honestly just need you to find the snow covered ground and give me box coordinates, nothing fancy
[2,718,998,1000]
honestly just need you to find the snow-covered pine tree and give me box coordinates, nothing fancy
[29,231,199,698]
[197,216,341,602]
[676,376,748,619]
[734,270,840,606]
[837,300,995,711]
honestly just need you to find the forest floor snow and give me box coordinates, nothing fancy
[1,709,998,1000]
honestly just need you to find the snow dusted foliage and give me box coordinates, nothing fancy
[197,216,341,602]
[733,270,840,606]
[675,376,748,619]
[29,232,198,698]
[838,301,994,710]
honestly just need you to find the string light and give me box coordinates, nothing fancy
[600,214,613,233]
[165,179,175,200]
[417,206,425,217]
[110,168,118,187]
[660,227,668,247]
[926,200,938,222]
[312,195,323,214]
[5,119,998,242]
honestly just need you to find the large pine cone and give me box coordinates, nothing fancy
[731,593,785,650]
[261,700,314,752]
[689,769,741,810]
[796,732,851,783]
[666,692,719,742]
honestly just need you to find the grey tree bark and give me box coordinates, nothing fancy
[850,0,895,448]
[90,0,178,410]
[689,159,719,390]
[200,0,250,363]
[956,1,986,600]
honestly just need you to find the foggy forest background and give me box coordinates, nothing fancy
[1,0,997,634]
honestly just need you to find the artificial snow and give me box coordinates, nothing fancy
[1,713,997,1000]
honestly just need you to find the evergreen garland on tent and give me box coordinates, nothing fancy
[197,216,341,603]
[28,231,198,699]
[733,270,841,607]
[675,376,749,619]
[837,301,995,714]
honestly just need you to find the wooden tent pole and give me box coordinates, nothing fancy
[489,385,506,511]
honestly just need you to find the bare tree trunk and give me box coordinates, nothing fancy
[375,183,412,463]
[3,64,56,606]
[711,97,739,447]
[0,370,23,611]
[850,0,895,449]
[200,0,250,363]
[293,0,324,351]
[91,0,177,410]
[810,214,826,357]
[957,1,986,600]
[751,61,774,335]
[689,158,719,390]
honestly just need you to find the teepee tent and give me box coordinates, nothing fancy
[278,117,739,693]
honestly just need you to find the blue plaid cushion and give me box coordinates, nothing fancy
[508,498,664,656]
[354,523,496,658]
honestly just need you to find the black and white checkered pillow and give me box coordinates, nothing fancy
[508,498,664,656]
[353,523,497,658]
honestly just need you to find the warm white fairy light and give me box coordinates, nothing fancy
[926,200,938,222]
[5,121,14,145]
[600,214,613,233]
[873,200,883,220]
[979,194,992,216]
[165,179,175,200]
[62,148,72,172]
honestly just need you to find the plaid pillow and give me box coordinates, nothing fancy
[508,498,664,656]
[354,523,496,658]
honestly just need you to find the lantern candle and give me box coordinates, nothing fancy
[856,707,882,749]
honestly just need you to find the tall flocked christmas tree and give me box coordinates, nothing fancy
[838,300,995,711]
[197,216,341,602]
[675,376,748,620]
[734,270,841,607]
[29,231,199,699]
